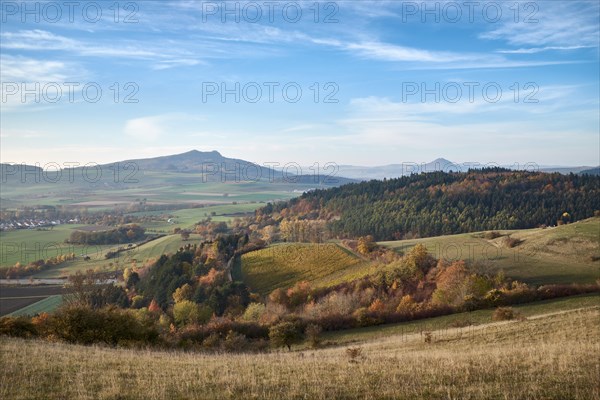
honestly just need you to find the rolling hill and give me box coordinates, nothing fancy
[238,218,600,295]
[28,233,200,278]
[380,217,600,285]
[580,167,600,176]
[236,243,372,295]
[0,150,355,208]
[262,168,600,241]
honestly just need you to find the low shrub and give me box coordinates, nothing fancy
[498,284,538,306]
[423,331,432,344]
[312,313,356,331]
[0,316,38,338]
[202,332,221,350]
[346,347,363,363]
[222,330,248,352]
[241,302,267,322]
[537,284,599,300]
[48,305,159,346]
[492,307,516,321]
[269,321,304,350]
[305,324,322,348]
[483,231,502,240]
[503,236,523,248]
[177,318,269,344]
[353,308,383,327]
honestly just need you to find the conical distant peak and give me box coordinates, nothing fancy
[430,158,452,164]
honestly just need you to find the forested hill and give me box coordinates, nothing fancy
[259,168,600,240]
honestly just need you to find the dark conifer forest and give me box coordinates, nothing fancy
[260,169,600,240]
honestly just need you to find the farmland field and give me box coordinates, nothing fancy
[238,243,373,295]
[2,2,598,398]
[134,203,261,232]
[6,295,63,317]
[0,285,65,316]
[0,203,261,269]
[31,233,202,278]
[1,174,312,209]
[5,217,599,285]
[0,225,116,267]
[1,303,597,400]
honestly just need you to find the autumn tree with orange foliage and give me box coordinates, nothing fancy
[432,261,470,306]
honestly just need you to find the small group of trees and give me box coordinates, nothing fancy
[356,236,376,255]
[1,253,76,278]
[279,219,328,243]
[67,224,146,245]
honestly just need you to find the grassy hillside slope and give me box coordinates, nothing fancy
[239,218,598,295]
[34,233,200,278]
[1,304,597,399]
[323,293,600,345]
[380,217,600,285]
[238,243,373,295]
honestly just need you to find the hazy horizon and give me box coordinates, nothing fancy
[1,148,597,170]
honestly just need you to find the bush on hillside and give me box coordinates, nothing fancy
[48,305,159,346]
[269,321,304,350]
[0,316,38,338]
[492,307,516,321]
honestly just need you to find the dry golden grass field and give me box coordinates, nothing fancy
[1,306,598,400]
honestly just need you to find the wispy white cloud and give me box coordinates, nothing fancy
[497,45,595,54]
[0,54,80,83]
[1,29,204,68]
[313,94,600,165]
[321,40,581,69]
[481,1,599,49]
[124,116,167,141]
[123,113,205,141]
[345,83,590,121]
[163,1,596,69]
[342,41,487,63]
[0,54,85,110]
[152,59,205,70]
[110,3,524,69]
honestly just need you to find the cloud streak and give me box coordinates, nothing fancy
[1,29,204,69]
[481,1,599,49]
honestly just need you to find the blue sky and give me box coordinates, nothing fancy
[1,0,599,167]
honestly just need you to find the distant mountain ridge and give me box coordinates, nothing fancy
[1,150,356,186]
[336,158,598,180]
[118,150,252,173]
[337,158,458,180]
[3,151,597,184]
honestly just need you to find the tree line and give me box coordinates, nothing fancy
[67,224,146,245]
[258,169,600,240]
